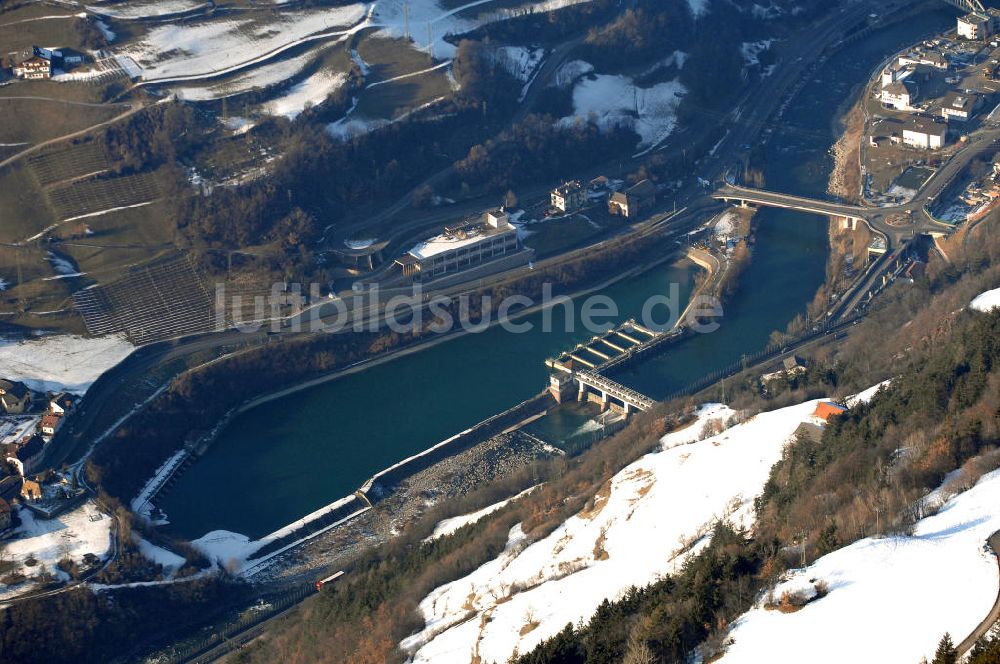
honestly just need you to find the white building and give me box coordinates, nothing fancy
[902,117,947,150]
[396,210,523,280]
[881,80,918,111]
[941,91,980,122]
[958,13,994,41]
[550,181,586,212]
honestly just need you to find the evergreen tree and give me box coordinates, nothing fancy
[933,633,958,664]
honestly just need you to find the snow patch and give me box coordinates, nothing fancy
[971,287,1000,313]
[427,486,538,542]
[719,468,1000,664]
[263,69,347,119]
[0,334,134,394]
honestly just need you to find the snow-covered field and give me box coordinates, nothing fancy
[0,334,134,394]
[553,59,593,88]
[0,501,112,598]
[86,0,209,19]
[559,73,686,151]
[173,49,318,101]
[427,486,538,542]
[402,394,863,663]
[119,5,367,81]
[971,287,1000,313]
[263,69,347,118]
[719,468,1000,663]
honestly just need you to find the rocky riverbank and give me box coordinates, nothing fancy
[258,429,554,583]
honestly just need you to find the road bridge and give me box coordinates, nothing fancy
[713,185,872,227]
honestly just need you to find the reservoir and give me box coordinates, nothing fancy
[162,7,953,540]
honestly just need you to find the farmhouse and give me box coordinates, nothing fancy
[396,209,524,280]
[550,180,586,212]
[39,413,61,437]
[0,380,32,414]
[16,436,44,474]
[902,117,947,149]
[941,90,980,122]
[608,179,656,219]
[12,46,52,80]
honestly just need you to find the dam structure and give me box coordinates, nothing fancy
[545,319,677,414]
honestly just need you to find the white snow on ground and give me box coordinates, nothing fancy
[560,74,686,150]
[427,486,538,541]
[46,251,76,276]
[402,393,875,664]
[719,468,1000,664]
[173,49,317,101]
[119,5,367,81]
[0,416,39,445]
[136,536,186,575]
[86,0,209,19]
[0,278,8,291]
[0,501,112,596]
[131,448,188,520]
[223,115,255,134]
[494,46,544,82]
[0,334,134,394]
[971,287,1000,312]
[263,69,347,118]
[95,18,115,42]
[714,210,738,240]
[553,59,593,88]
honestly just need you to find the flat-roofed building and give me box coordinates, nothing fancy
[396,209,522,280]
[958,12,994,41]
[941,90,980,122]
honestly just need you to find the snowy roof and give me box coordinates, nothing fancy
[408,221,514,261]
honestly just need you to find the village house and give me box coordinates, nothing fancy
[39,413,61,438]
[48,393,77,416]
[813,401,848,422]
[902,116,947,149]
[0,379,32,414]
[13,435,44,475]
[0,475,19,503]
[881,79,918,111]
[20,477,42,501]
[12,46,52,80]
[941,90,981,122]
[608,179,656,219]
[550,180,586,212]
[0,497,10,530]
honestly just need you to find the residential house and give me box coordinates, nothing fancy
[16,435,44,475]
[0,475,19,503]
[39,413,61,437]
[0,379,31,414]
[941,91,981,122]
[48,393,77,416]
[813,401,848,422]
[0,497,10,530]
[608,179,656,219]
[958,12,994,41]
[12,46,52,79]
[20,478,42,501]
[902,116,947,149]
[881,80,918,111]
[550,180,586,212]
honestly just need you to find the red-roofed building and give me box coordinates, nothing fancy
[813,401,848,422]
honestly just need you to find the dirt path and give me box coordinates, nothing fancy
[958,530,1000,656]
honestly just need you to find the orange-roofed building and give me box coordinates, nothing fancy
[813,401,848,422]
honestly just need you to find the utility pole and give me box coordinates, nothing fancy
[427,23,433,60]
[403,0,410,41]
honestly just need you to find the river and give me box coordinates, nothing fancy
[161,7,953,540]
